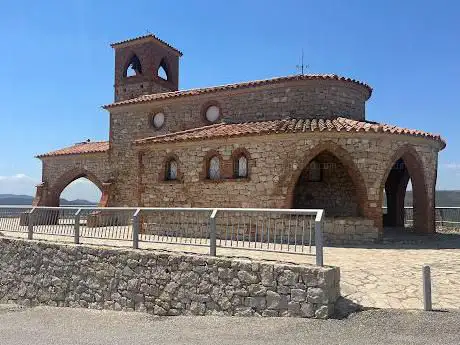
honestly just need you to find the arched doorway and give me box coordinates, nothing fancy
[48,169,105,207]
[292,150,362,217]
[59,177,102,206]
[381,149,431,233]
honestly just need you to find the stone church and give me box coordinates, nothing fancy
[34,34,446,243]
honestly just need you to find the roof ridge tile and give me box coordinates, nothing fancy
[132,117,445,148]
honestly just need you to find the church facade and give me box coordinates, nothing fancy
[34,34,446,244]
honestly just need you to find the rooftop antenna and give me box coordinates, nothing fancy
[296,49,309,75]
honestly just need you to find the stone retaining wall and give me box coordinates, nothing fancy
[0,238,340,318]
[324,218,380,245]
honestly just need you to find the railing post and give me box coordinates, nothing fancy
[423,265,432,311]
[132,208,141,249]
[315,210,324,266]
[209,209,218,256]
[28,207,36,240]
[439,208,444,229]
[74,209,82,244]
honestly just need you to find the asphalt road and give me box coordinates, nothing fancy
[1,305,459,345]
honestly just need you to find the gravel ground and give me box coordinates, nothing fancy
[0,305,459,345]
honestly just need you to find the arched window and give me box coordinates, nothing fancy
[125,54,142,77]
[166,159,178,181]
[208,156,220,180]
[234,154,248,178]
[157,58,169,80]
[308,160,322,182]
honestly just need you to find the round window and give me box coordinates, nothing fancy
[153,112,165,129]
[205,105,220,123]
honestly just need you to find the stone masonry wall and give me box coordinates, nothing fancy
[293,152,359,216]
[132,132,440,236]
[116,80,172,102]
[323,218,380,244]
[136,135,439,213]
[0,237,340,319]
[36,132,440,242]
[41,152,111,190]
[111,79,368,144]
[109,79,369,207]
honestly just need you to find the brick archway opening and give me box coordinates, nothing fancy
[48,169,106,207]
[59,177,102,206]
[292,150,362,217]
[381,149,431,234]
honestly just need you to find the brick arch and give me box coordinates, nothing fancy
[378,144,432,233]
[124,53,143,77]
[200,150,223,180]
[282,141,369,217]
[48,168,105,207]
[156,57,171,81]
[231,147,251,178]
[159,153,182,182]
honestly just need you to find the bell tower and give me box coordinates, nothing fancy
[111,34,182,102]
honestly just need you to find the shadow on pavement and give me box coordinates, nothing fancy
[328,230,460,250]
[333,297,369,319]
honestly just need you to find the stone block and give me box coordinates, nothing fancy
[307,287,327,304]
[291,288,306,302]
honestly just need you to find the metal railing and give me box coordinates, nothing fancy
[0,206,325,266]
[383,207,460,230]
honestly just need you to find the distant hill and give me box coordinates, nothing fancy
[0,194,97,206]
[381,190,460,207]
[1,191,460,207]
[405,190,460,207]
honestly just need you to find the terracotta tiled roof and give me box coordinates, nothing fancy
[103,74,372,109]
[134,117,446,148]
[36,141,109,158]
[110,34,183,56]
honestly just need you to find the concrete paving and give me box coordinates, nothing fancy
[0,305,459,345]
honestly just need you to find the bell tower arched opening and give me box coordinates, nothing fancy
[157,58,169,80]
[125,54,142,77]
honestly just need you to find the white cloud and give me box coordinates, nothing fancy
[437,164,460,189]
[0,174,101,202]
[0,174,38,195]
[443,163,460,170]
[0,173,34,181]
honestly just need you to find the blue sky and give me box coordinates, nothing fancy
[0,0,458,201]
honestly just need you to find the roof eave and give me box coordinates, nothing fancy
[131,122,446,148]
[35,149,109,159]
[102,74,373,109]
[110,34,183,56]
